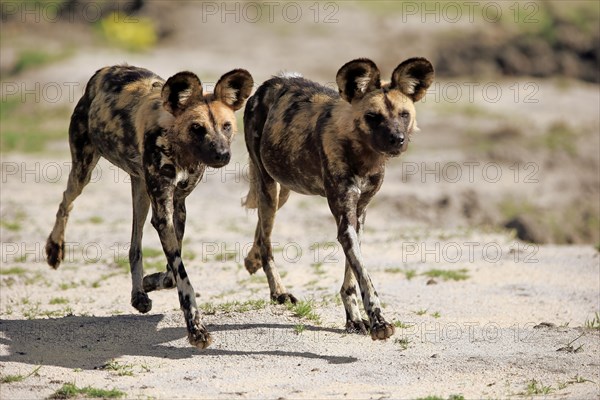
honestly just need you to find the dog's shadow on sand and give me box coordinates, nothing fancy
[0,314,356,369]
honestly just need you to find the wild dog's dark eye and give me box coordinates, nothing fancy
[222,122,232,132]
[364,112,383,125]
[399,110,410,119]
[190,123,206,137]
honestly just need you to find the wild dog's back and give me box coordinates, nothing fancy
[76,65,165,176]
[244,75,340,195]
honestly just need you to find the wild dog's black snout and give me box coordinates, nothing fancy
[389,133,405,147]
[373,125,406,155]
[206,142,231,167]
[213,149,231,164]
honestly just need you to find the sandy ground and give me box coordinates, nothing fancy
[1,147,599,399]
[1,2,600,399]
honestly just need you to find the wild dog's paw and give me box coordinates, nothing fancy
[370,321,395,340]
[244,253,262,275]
[45,238,64,269]
[345,319,369,335]
[131,291,153,313]
[272,292,298,305]
[188,323,212,349]
[143,270,176,292]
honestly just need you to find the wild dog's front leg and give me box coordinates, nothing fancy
[328,189,395,340]
[341,212,368,335]
[149,189,211,349]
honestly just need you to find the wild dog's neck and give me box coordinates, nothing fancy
[326,99,387,177]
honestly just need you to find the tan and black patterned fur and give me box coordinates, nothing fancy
[243,58,433,340]
[46,65,253,349]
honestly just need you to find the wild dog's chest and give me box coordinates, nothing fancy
[173,166,205,193]
[143,128,205,195]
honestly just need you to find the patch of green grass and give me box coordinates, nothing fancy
[102,360,134,376]
[422,268,469,281]
[24,272,46,286]
[142,247,163,258]
[0,209,26,232]
[143,258,165,273]
[26,305,74,319]
[49,383,125,399]
[22,302,41,319]
[392,320,413,329]
[383,267,417,281]
[49,297,69,305]
[311,262,326,276]
[0,365,41,384]
[431,311,441,319]
[199,299,268,315]
[524,379,554,395]
[113,257,130,274]
[240,274,268,285]
[214,251,238,262]
[414,308,428,316]
[88,216,104,224]
[394,337,411,350]
[0,267,27,276]
[293,324,306,334]
[404,269,417,280]
[90,272,120,288]
[1,220,22,231]
[305,279,319,287]
[584,312,600,330]
[286,300,321,324]
[59,281,79,291]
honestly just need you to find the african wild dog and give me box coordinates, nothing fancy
[46,65,253,349]
[243,58,433,340]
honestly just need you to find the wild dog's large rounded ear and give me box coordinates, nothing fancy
[162,72,203,116]
[391,58,434,102]
[214,69,254,111]
[336,58,381,103]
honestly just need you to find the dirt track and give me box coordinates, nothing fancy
[1,151,599,399]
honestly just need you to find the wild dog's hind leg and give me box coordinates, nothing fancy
[46,106,100,269]
[245,186,290,273]
[246,173,296,304]
[129,176,154,313]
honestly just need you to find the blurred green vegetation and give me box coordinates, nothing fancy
[0,97,70,152]
[540,121,577,156]
[11,49,72,75]
[96,12,157,52]
[512,1,600,40]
